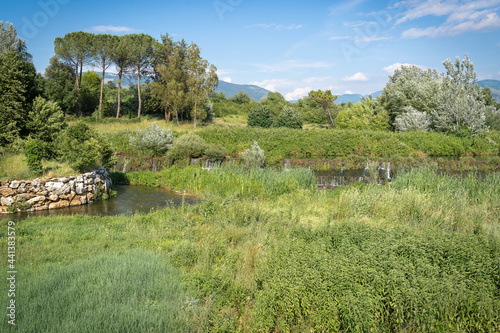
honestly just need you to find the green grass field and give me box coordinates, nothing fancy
[1,167,499,332]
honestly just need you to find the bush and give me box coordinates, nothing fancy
[129,123,174,157]
[248,105,273,128]
[168,133,207,163]
[394,106,432,132]
[57,122,116,172]
[272,106,303,129]
[24,137,46,175]
[204,143,228,161]
[243,141,265,168]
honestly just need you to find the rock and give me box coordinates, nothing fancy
[60,177,69,183]
[70,198,81,206]
[45,182,64,192]
[1,197,14,206]
[37,190,48,196]
[75,183,85,195]
[86,193,94,202]
[9,181,20,189]
[49,200,70,209]
[49,194,59,201]
[34,205,48,211]
[15,193,35,201]
[27,196,46,206]
[76,176,83,182]
[32,179,41,187]
[79,195,87,204]
[1,187,16,197]
[55,184,71,195]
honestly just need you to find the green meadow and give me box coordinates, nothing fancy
[2,167,499,332]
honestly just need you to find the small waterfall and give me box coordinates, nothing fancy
[122,159,128,173]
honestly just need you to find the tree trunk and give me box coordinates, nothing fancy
[164,105,171,123]
[99,61,105,119]
[137,65,141,118]
[324,107,334,127]
[116,71,122,119]
[75,62,82,117]
[193,102,197,128]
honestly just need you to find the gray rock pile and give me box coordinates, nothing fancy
[0,169,112,213]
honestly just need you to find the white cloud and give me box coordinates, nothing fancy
[395,0,500,38]
[91,25,134,33]
[355,36,392,43]
[255,60,331,73]
[249,79,293,92]
[329,35,352,40]
[402,12,500,38]
[222,77,232,83]
[285,87,313,101]
[383,63,426,74]
[344,90,354,94]
[216,69,233,76]
[246,23,303,31]
[343,72,369,81]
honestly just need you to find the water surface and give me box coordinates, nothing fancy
[3,185,198,222]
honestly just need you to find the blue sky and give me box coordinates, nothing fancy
[2,0,500,100]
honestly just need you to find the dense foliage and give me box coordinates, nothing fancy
[57,122,116,172]
[129,122,174,156]
[247,105,273,128]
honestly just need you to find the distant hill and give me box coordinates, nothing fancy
[477,79,500,102]
[334,91,382,104]
[216,81,271,101]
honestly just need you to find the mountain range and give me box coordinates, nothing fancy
[102,74,500,104]
[216,80,500,104]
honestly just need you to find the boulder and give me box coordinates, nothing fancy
[9,181,20,189]
[1,187,16,197]
[27,196,46,206]
[75,183,85,195]
[49,194,59,201]
[1,197,14,206]
[49,200,70,209]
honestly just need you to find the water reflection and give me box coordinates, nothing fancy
[4,185,198,221]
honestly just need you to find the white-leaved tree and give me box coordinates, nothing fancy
[243,141,265,168]
[431,78,491,136]
[394,106,432,132]
[381,53,496,136]
[129,123,174,156]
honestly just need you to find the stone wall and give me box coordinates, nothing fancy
[0,169,112,213]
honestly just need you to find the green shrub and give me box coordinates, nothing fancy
[248,105,273,128]
[23,137,46,175]
[243,141,265,168]
[57,122,116,172]
[168,133,207,163]
[129,122,174,157]
[273,106,303,129]
[204,143,228,161]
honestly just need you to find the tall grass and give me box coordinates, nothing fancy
[3,250,194,333]
[0,153,76,181]
[1,167,499,331]
[119,164,317,199]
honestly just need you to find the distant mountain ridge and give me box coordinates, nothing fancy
[216,81,271,101]
[477,79,500,102]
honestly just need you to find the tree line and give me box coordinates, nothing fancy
[53,31,218,125]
